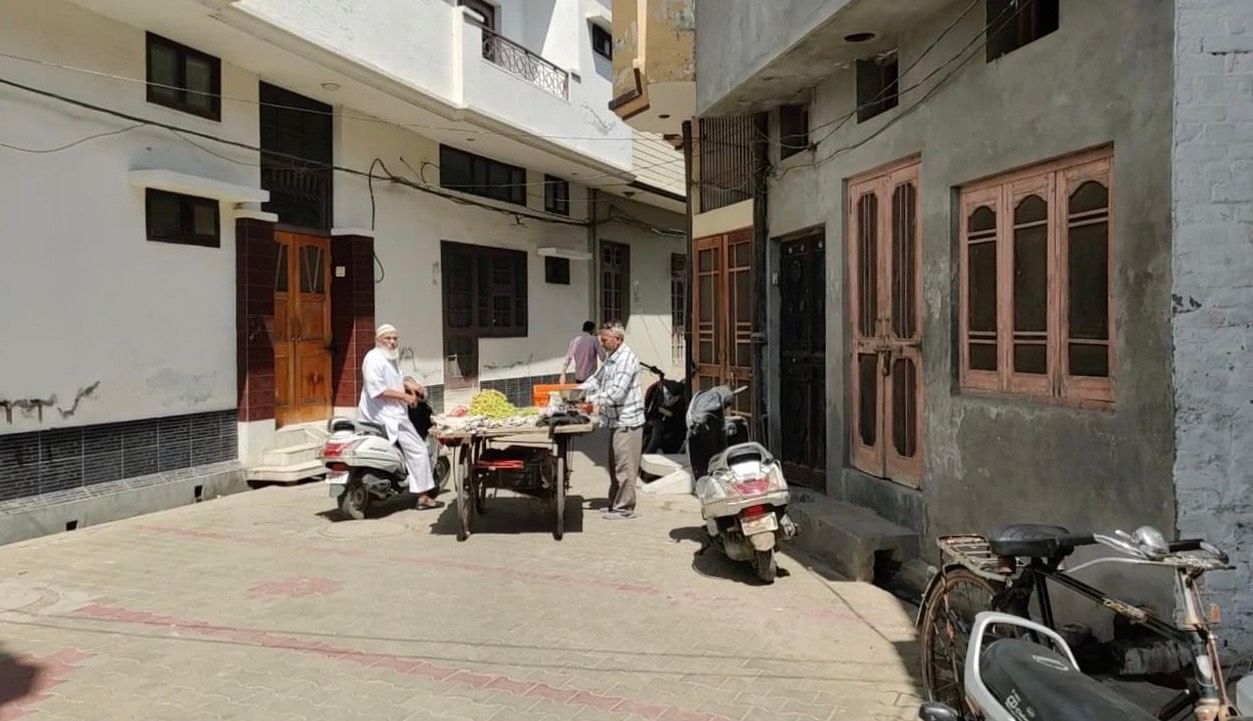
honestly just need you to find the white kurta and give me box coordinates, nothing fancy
[358,348,434,494]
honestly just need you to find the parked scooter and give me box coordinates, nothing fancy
[687,385,797,583]
[640,362,689,454]
[919,611,1253,721]
[320,415,449,520]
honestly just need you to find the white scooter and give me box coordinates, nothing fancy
[920,611,1253,721]
[688,386,798,583]
[320,417,449,519]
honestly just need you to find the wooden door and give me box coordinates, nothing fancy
[274,232,332,426]
[847,160,923,485]
[779,233,825,487]
[692,229,755,429]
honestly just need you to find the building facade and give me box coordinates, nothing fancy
[677,0,1253,645]
[0,0,687,540]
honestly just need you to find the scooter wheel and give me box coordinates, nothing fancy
[753,549,777,584]
[338,481,369,520]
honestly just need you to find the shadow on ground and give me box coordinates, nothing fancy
[317,488,454,522]
[667,525,793,586]
[425,494,587,537]
[0,647,42,717]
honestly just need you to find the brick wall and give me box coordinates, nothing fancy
[235,218,277,422]
[1172,0,1253,651]
[330,235,376,408]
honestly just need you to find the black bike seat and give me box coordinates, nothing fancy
[357,420,387,437]
[988,524,1094,558]
[980,639,1155,721]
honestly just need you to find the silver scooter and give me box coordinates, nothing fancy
[920,611,1253,721]
[320,416,448,519]
[688,385,798,583]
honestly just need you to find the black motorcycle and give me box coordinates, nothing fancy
[640,363,689,454]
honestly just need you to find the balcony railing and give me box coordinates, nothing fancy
[481,28,570,100]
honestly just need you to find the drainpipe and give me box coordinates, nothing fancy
[588,187,599,325]
[751,112,770,444]
[682,120,696,383]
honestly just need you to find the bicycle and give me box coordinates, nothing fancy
[916,523,1242,720]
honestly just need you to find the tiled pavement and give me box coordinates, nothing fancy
[0,431,922,721]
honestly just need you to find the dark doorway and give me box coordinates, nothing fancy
[778,233,826,488]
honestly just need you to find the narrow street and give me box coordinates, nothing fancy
[0,434,921,721]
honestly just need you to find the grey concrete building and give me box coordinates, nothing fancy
[692,0,1253,646]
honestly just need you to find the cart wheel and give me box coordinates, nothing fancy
[454,469,472,542]
[475,476,488,515]
[552,461,566,541]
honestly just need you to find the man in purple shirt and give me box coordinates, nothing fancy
[559,321,605,384]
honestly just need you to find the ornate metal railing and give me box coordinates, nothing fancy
[481,28,569,100]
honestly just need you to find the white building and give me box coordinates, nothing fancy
[0,0,687,540]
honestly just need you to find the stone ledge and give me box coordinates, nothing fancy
[788,489,920,582]
[0,461,247,546]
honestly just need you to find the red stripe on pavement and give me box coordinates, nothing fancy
[74,603,733,721]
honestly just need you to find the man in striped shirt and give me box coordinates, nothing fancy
[580,321,644,519]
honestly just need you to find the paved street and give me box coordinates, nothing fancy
[0,433,921,721]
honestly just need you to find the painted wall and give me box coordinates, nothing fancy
[762,0,1178,573]
[596,196,688,380]
[336,117,686,389]
[234,0,460,103]
[333,113,592,387]
[693,0,851,113]
[0,0,258,432]
[1171,0,1253,650]
[234,0,633,170]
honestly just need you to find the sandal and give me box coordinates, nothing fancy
[416,499,445,511]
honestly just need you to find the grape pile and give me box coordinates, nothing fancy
[468,389,518,419]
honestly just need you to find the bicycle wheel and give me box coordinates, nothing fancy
[919,567,1004,713]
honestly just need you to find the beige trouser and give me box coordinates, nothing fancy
[607,425,643,512]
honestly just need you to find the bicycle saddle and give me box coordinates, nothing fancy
[988,524,1095,558]
[980,638,1155,721]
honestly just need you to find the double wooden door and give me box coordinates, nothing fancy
[847,160,924,486]
[274,231,332,426]
[692,229,754,426]
[778,234,825,487]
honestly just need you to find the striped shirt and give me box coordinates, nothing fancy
[581,343,644,429]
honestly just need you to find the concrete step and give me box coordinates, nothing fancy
[261,442,321,467]
[273,422,328,448]
[245,459,325,484]
[639,469,694,495]
[641,453,687,477]
[639,453,694,495]
[787,489,920,582]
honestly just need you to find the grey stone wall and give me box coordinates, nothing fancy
[760,0,1179,579]
[1172,0,1253,651]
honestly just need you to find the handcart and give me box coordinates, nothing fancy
[432,418,595,541]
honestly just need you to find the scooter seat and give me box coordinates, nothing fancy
[980,639,1155,721]
[357,420,387,437]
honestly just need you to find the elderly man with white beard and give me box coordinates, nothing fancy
[359,323,441,510]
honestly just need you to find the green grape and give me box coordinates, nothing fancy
[468,389,518,419]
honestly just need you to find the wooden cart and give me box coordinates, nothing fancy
[432,420,596,541]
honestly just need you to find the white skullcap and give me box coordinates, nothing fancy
[376,323,398,338]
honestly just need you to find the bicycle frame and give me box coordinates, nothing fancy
[991,559,1233,721]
